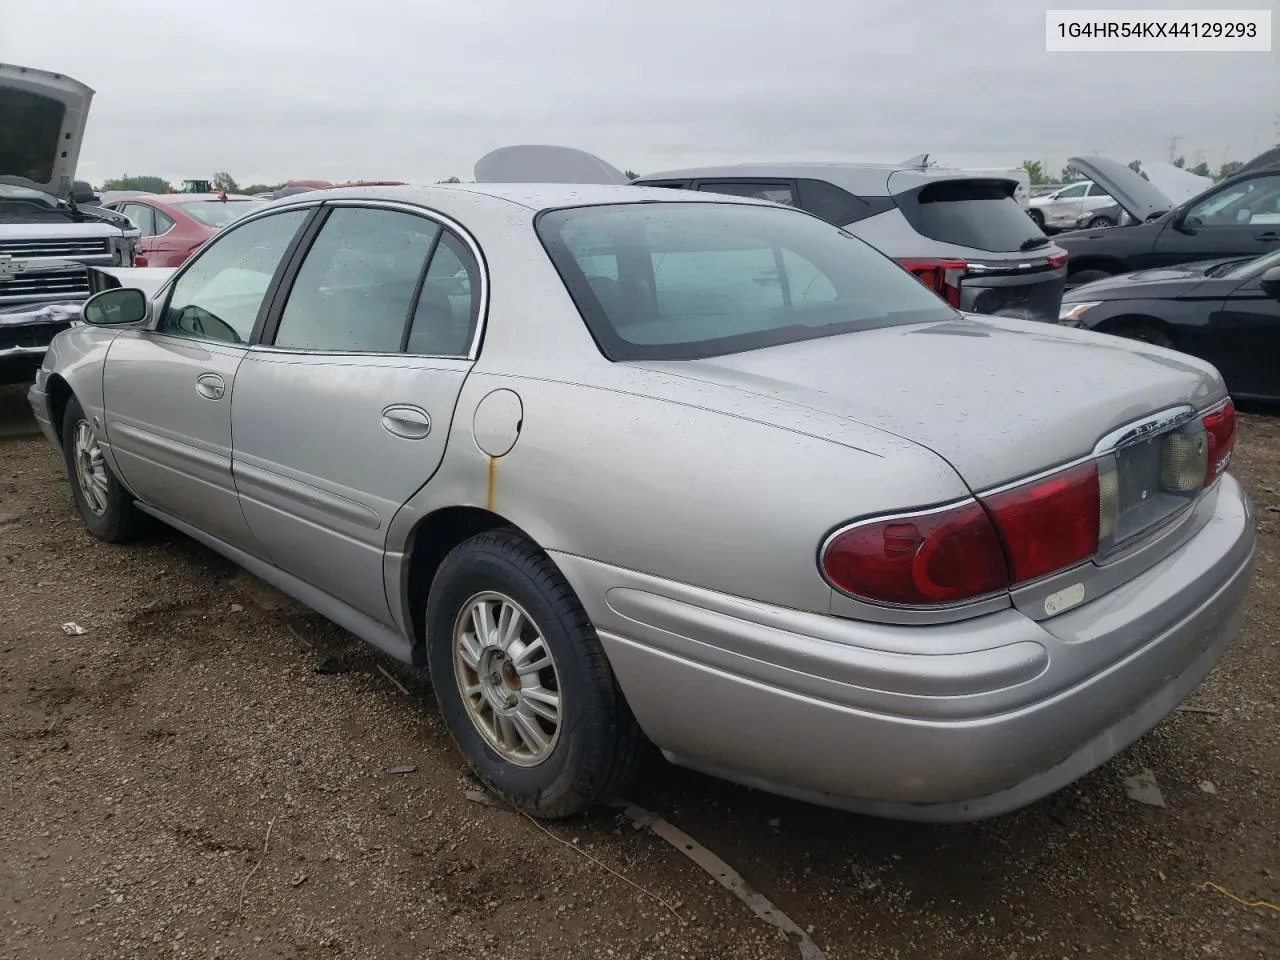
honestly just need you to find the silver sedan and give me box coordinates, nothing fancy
[28,183,1255,821]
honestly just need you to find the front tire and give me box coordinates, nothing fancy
[1086,215,1115,229]
[426,529,645,819]
[1029,209,1045,230]
[60,396,144,542]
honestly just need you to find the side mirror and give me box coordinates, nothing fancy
[81,288,149,326]
[1260,265,1280,302]
[71,180,98,205]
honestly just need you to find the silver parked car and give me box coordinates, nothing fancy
[28,183,1255,821]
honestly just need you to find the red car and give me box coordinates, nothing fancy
[103,193,267,267]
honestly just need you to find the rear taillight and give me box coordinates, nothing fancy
[1047,253,1068,270]
[823,402,1232,608]
[1203,399,1236,485]
[822,462,1101,606]
[896,258,966,308]
[981,461,1099,584]
[821,502,1008,606]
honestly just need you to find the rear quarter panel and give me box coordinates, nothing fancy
[389,366,970,619]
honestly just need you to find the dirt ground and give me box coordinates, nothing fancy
[1,383,1277,960]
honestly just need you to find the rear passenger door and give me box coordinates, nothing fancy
[230,202,483,623]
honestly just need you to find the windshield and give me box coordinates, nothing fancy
[893,179,1047,253]
[179,199,268,228]
[1223,246,1280,280]
[536,201,958,362]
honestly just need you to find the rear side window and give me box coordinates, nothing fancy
[696,181,797,206]
[536,201,955,362]
[406,233,481,356]
[795,179,891,226]
[123,204,156,236]
[274,207,440,353]
[895,179,1046,253]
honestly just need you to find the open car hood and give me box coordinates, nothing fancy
[1140,161,1214,204]
[0,63,94,199]
[474,145,629,184]
[1068,155,1175,223]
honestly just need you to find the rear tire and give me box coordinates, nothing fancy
[60,396,144,542]
[426,529,645,819]
[1086,215,1115,229]
[1028,209,1045,229]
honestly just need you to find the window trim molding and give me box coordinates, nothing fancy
[255,198,489,362]
[151,204,322,345]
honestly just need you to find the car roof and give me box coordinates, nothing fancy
[160,193,262,204]
[635,161,1017,196]
[266,182,778,213]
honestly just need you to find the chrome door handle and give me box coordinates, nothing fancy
[195,373,225,400]
[380,404,432,439]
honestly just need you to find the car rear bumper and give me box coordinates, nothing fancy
[552,474,1255,821]
[960,270,1066,323]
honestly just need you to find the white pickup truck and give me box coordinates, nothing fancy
[1,62,140,385]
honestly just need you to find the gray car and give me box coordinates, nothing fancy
[28,183,1255,822]
[630,161,1069,323]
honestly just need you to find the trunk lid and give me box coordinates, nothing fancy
[0,63,94,200]
[638,314,1225,492]
[474,145,629,185]
[1139,161,1215,204]
[1067,155,1175,224]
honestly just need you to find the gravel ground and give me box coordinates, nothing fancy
[1,384,1277,960]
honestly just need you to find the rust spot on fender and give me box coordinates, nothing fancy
[486,455,497,511]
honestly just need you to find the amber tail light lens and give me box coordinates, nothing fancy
[1203,399,1235,485]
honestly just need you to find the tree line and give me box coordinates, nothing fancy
[97,170,644,193]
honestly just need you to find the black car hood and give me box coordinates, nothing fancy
[1064,258,1241,301]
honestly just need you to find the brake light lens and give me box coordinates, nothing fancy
[823,462,1102,606]
[981,461,1100,584]
[821,502,1008,606]
[896,258,966,308]
[1203,399,1235,485]
[1047,253,1068,270]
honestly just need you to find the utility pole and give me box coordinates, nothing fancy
[1166,135,1181,163]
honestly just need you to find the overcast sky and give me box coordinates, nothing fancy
[4,0,1276,186]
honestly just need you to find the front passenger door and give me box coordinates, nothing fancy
[102,208,313,553]
[230,204,483,623]
[1148,172,1280,266]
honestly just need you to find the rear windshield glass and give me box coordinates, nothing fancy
[536,202,957,361]
[0,89,66,185]
[180,200,267,228]
[896,179,1047,253]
